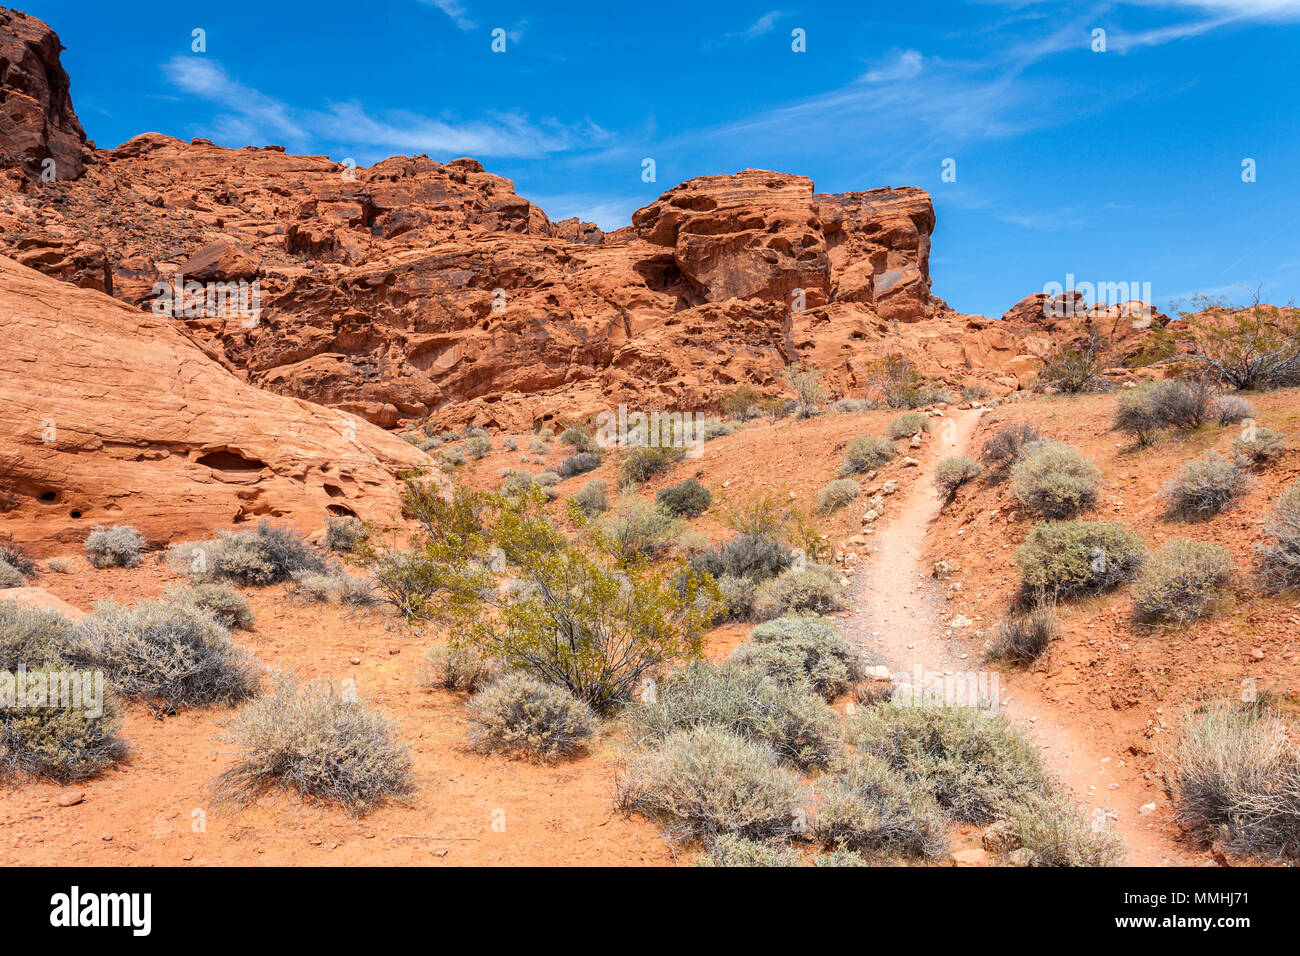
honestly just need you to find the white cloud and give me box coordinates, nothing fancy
[864,49,924,82]
[737,11,784,38]
[418,0,476,31]
[162,55,597,160]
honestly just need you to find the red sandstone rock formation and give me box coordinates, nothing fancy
[0,8,88,179]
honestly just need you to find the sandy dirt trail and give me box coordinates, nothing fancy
[841,408,1196,866]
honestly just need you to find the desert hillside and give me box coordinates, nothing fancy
[2,7,1299,874]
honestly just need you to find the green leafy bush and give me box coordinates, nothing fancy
[616,725,804,841]
[1132,539,1234,625]
[656,478,712,518]
[216,672,414,814]
[631,662,841,771]
[842,436,895,475]
[814,754,950,861]
[560,426,599,453]
[851,704,1050,824]
[467,672,596,762]
[886,412,929,440]
[1010,441,1102,518]
[731,616,864,699]
[1162,452,1248,519]
[816,478,859,514]
[1015,520,1146,603]
[69,599,258,711]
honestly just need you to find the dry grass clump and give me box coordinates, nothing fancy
[1132,539,1234,625]
[1161,452,1249,519]
[0,558,24,589]
[1010,441,1101,518]
[69,599,258,712]
[886,411,929,440]
[1006,795,1126,866]
[850,704,1051,824]
[466,672,595,762]
[983,606,1058,665]
[84,525,146,569]
[816,478,859,514]
[571,479,609,516]
[1015,520,1147,604]
[1259,481,1300,592]
[630,661,841,771]
[1213,394,1255,425]
[422,642,498,693]
[1170,698,1300,859]
[730,615,865,700]
[616,725,804,842]
[216,672,414,814]
[841,435,895,474]
[288,568,375,606]
[814,754,951,862]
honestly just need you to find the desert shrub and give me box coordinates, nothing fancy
[984,607,1058,664]
[851,704,1050,824]
[719,385,766,421]
[168,582,254,631]
[619,444,687,488]
[961,383,990,401]
[631,661,841,770]
[0,559,24,589]
[815,846,870,867]
[731,616,864,699]
[1213,394,1255,425]
[442,446,467,468]
[869,353,924,408]
[842,435,895,475]
[1178,301,1300,390]
[418,435,443,452]
[1010,441,1101,518]
[616,725,804,841]
[830,398,875,414]
[500,436,517,451]
[0,538,37,576]
[694,533,792,583]
[886,411,929,440]
[173,520,328,586]
[46,557,71,574]
[462,425,488,439]
[325,516,367,552]
[1041,328,1114,393]
[1162,452,1247,519]
[816,478,859,514]
[1152,378,1215,429]
[980,422,1043,478]
[526,437,549,455]
[786,363,829,410]
[69,599,258,711]
[696,835,803,867]
[559,426,598,453]
[696,417,739,441]
[422,642,498,693]
[216,672,414,814]
[571,479,609,516]
[753,564,846,621]
[656,478,712,518]
[290,569,374,606]
[605,499,682,561]
[0,602,76,670]
[1008,795,1126,866]
[934,456,981,500]
[1015,520,1146,603]
[1113,387,1164,446]
[1259,482,1300,591]
[715,573,759,621]
[464,435,492,459]
[1232,427,1287,466]
[814,754,950,861]
[0,681,127,782]
[557,452,601,478]
[467,672,596,762]
[1132,539,1234,625]
[1170,698,1300,859]
[84,525,145,569]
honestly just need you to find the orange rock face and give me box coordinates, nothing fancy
[0,9,89,179]
[0,255,428,554]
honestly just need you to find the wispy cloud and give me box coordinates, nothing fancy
[733,11,784,39]
[163,55,598,160]
[863,49,924,82]
[418,0,476,31]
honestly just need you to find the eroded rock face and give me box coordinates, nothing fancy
[0,255,429,554]
[0,9,88,179]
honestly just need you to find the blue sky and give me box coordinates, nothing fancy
[31,0,1300,317]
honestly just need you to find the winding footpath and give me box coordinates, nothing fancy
[840,408,1196,866]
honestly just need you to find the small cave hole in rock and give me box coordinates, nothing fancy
[327,504,358,518]
[39,490,56,502]
[69,510,82,519]
[197,450,268,472]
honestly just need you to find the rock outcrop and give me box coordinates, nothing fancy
[0,9,88,179]
[0,255,428,554]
